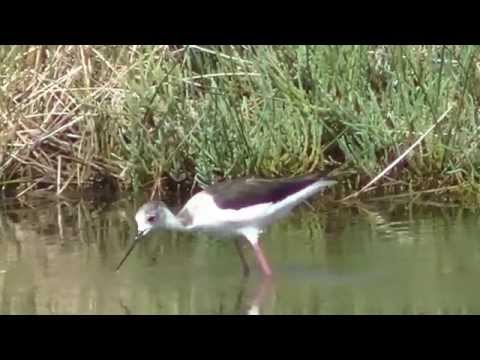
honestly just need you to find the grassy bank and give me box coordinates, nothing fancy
[1,45,480,203]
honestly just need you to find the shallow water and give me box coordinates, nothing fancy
[1,195,480,315]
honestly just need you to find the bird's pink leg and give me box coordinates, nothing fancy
[242,230,273,277]
[251,242,272,277]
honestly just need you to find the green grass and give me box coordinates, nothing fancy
[1,45,480,203]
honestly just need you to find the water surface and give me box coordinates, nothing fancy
[1,196,480,314]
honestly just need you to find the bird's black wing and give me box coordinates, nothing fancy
[205,173,334,210]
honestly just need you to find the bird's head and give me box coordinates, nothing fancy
[115,200,168,272]
[134,200,169,237]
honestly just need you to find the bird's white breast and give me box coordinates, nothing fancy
[182,191,273,231]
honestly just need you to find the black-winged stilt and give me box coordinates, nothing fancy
[116,173,336,276]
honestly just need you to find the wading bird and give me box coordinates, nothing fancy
[116,173,336,276]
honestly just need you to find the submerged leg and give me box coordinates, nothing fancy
[247,274,274,315]
[234,238,250,277]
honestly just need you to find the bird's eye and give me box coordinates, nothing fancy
[146,215,156,223]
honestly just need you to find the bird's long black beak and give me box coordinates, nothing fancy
[115,230,145,272]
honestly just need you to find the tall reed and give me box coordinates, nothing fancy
[1,46,479,201]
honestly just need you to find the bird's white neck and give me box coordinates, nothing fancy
[162,207,188,231]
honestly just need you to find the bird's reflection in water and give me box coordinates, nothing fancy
[119,299,132,315]
[115,274,275,315]
[234,276,274,315]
